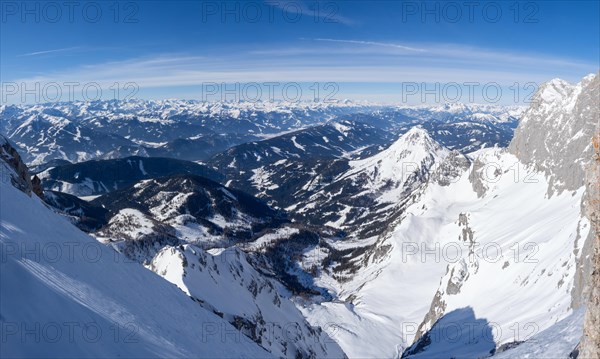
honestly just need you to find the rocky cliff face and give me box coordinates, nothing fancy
[580,134,600,358]
[509,73,598,196]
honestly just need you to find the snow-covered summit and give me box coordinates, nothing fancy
[391,126,443,151]
[536,78,575,104]
[349,126,449,186]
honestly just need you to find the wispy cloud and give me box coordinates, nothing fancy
[12,55,589,87]
[18,47,82,57]
[314,38,426,52]
[7,42,596,103]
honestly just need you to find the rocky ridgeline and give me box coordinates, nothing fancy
[0,135,43,198]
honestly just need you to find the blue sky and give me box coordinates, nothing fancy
[1,0,598,104]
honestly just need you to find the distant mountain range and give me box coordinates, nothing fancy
[1,100,521,165]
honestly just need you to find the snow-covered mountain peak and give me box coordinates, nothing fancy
[530,78,578,111]
[532,75,597,113]
[580,73,598,88]
[347,127,450,195]
[353,126,447,170]
[394,125,440,149]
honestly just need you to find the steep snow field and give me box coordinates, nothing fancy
[494,308,585,359]
[0,162,272,358]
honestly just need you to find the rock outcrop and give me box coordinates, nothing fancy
[0,135,33,195]
[509,73,599,196]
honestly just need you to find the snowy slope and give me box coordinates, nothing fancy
[149,245,346,358]
[493,308,585,359]
[300,149,589,358]
[0,156,273,358]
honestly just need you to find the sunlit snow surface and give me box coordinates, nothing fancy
[494,308,584,359]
